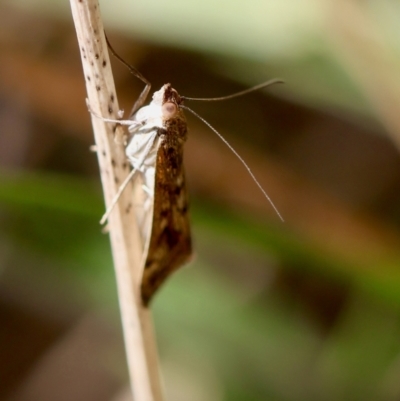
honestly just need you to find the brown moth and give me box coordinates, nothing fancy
[92,37,193,306]
[98,82,192,306]
[98,38,283,306]
[126,84,192,305]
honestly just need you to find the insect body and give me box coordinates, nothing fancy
[97,37,283,306]
[126,84,192,305]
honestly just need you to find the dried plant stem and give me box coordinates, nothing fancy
[69,1,163,400]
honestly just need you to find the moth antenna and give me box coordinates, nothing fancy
[181,105,284,222]
[100,167,137,225]
[104,33,151,116]
[181,78,283,102]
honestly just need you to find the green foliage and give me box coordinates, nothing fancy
[2,170,400,401]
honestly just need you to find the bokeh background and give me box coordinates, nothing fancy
[1,1,400,400]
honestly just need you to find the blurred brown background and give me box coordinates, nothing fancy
[1,1,400,400]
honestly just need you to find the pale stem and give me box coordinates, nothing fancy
[69,1,164,400]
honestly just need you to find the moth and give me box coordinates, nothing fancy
[96,38,283,306]
[125,83,192,306]
[94,41,193,306]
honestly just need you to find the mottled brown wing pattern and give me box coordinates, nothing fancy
[141,88,192,305]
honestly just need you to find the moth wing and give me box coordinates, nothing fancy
[141,138,192,305]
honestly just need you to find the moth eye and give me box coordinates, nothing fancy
[162,102,177,118]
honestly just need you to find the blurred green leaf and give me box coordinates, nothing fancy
[2,170,400,400]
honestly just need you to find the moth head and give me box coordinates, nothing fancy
[161,83,184,120]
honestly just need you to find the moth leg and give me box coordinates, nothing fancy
[142,184,153,196]
[100,132,158,224]
[100,167,138,225]
[86,98,143,127]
